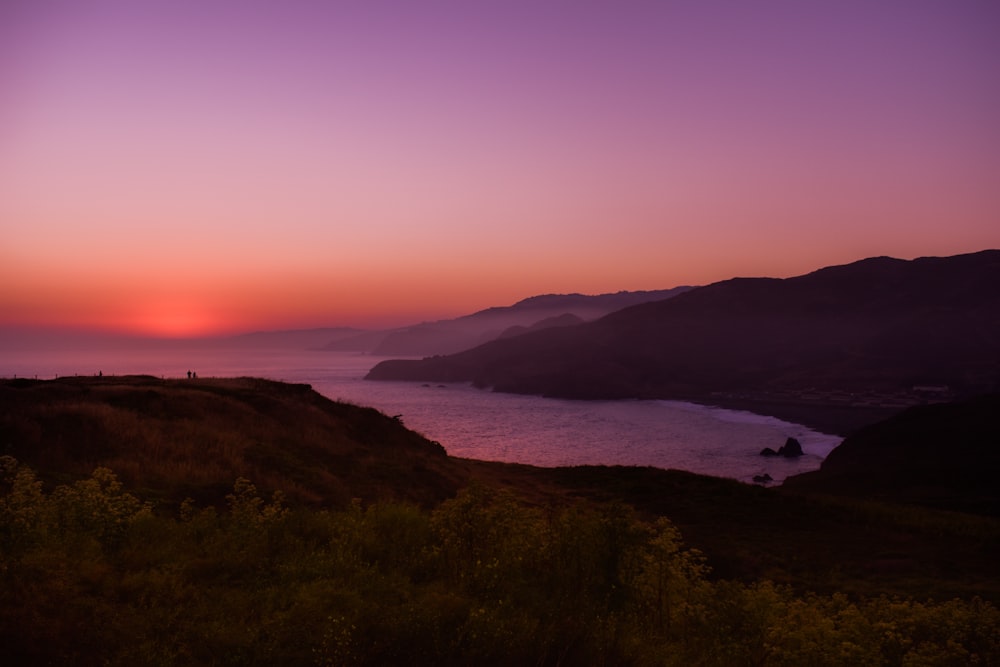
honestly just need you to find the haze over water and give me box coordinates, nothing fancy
[1,345,840,484]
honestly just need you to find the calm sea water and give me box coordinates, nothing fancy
[1,346,841,484]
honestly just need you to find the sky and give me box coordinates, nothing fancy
[2,0,999,336]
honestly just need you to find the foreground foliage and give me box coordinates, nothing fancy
[2,457,998,666]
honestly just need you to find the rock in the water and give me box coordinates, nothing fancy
[779,437,804,458]
[760,437,804,458]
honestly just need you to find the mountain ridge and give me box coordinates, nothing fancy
[367,250,1000,434]
[325,285,694,356]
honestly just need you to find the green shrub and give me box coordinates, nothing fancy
[1,459,998,666]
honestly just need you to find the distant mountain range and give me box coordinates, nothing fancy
[367,250,1000,433]
[0,290,693,356]
[324,287,694,356]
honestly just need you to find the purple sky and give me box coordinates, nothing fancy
[2,0,999,335]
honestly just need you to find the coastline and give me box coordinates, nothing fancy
[683,396,903,438]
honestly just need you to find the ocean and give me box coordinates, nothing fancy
[1,345,842,484]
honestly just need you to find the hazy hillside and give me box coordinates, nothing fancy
[326,286,693,356]
[498,313,584,339]
[368,250,1000,434]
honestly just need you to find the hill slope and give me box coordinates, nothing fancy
[326,286,693,356]
[0,375,463,507]
[783,393,1000,515]
[368,250,1000,434]
[2,375,998,602]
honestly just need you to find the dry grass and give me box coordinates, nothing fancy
[4,374,999,603]
[0,375,462,508]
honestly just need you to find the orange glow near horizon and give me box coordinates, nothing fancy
[1,2,998,337]
[121,301,230,338]
[3,236,1000,338]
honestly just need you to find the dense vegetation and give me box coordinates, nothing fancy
[3,459,998,666]
[3,375,1000,664]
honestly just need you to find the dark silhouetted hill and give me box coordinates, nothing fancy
[326,287,693,356]
[367,250,1000,434]
[783,393,1000,515]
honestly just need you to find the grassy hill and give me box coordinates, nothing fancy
[2,375,997,601]
[2,376,999,664]
[0,375,464,508]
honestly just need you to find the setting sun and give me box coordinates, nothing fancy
[126,302,228,338]
[0,3,998,661]
[1,1,997,335]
